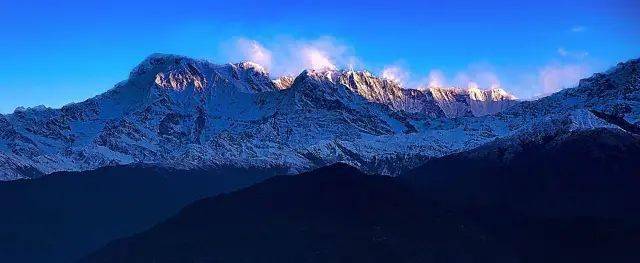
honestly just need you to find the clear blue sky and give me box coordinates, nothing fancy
[1,0,639,113]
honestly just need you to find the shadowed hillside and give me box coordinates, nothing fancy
[85,128,640,262]
[83,164,515,263]
[0,165,282,263]
[402,128,640,262]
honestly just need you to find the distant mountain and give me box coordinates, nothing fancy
[82,163,515,263]
[0,53,519,180]
[2,55,639,180]
[0,165,282,263]
[85,127,640,263]
[428,86,517,117]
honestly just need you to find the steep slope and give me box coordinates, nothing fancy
[0,165,282,263]
[328,70,446,117]
[436,58,640,163]
[429,86,518,117]
[2,55,638,181]
[0,54,518,180]
[83,164,515,263]
[272,75,295,90]
[0,54,286,179]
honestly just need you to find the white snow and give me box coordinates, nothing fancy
[0,55,637,180]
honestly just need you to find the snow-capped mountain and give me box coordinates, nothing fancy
[429,87,517,117]
[273,75,295,90]
[0,54,638,180]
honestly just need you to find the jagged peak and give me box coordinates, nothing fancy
[273,75,295,90]
[126,54,279,93]
[131,54,273,79]
[126,53,519,100]
[299,68,341,82]
[486,87,517,100]
[144,53,190,61]
[231,61,268,75]
[605,57,640,74]
[294,68,403,99]
[578,57,640,89]
[428,86,517,101]
[129,53,211,78]
[13,105,51,113]
[299,68,389,85]
[534,56,640,104]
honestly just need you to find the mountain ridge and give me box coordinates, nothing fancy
[1,54,638,180]
[81,162,515,263]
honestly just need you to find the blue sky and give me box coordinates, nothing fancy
[1,0,639,113]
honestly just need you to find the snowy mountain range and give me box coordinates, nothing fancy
[1,54,638,181]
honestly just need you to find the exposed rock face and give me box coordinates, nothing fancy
[273,75,295,90]
[153,64,206,91]
[335,70,445,117]
[300,69,517,118]
[1,54,637,181]
[429,87,518,117]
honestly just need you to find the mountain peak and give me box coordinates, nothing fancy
[428,86,516,102]
[125,54,279,94]
[13,105,51,114]
[299,68,342,82]
[273,75,295,90]
[232,61,268,75]
[10,53,624,181]
[129,53,209,78]
[580,57,640,89]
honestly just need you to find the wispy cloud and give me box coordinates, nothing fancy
[557,47,589,59]
[418,61,593,99]
[419,64,502,90]
[221,36,599,100]
[298,45,337,71]
[220,36,360,76]
[381,65,410,86]
[233,38,273,70]
[426,70,446,88]
[453,66,501,90]
[571,25,586,33]
[537,63,589,95]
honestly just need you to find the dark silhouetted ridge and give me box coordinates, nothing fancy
[0,165,282,263]
[83,163,513,263]
[401,128,640,262]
